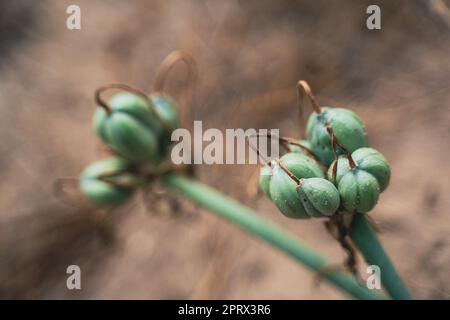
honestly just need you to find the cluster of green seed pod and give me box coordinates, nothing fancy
[259,80,390,218]
[80,87,181,207]
[306,107,368,166]
[260,153,340,219]
[80,157,143,207]
[78,51,195,208]
[93,85,179,165]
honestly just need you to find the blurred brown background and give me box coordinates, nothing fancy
[0,0,449,299]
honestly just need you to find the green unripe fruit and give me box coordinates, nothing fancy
[328,148,390,213]
[297,178,340,218]
[150,93,180,155]
[150,93,180,131]
[306,107,368,166]
[269,165,309,219]
[337,170,380,213]
[288,139,312,154]
[259,153,324,200]
[260,153,329,219]
[94,92,164,163]
[268,166,340,219]
[80,158,141,207]
[259,163,273,198]
[279,152,324,179]
[350,147,390,192]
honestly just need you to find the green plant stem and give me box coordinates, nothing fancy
[164,173,386,300]
[350,213,412,300]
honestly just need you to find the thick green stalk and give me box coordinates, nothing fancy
[350,213,412,300]
[165,173,386,300]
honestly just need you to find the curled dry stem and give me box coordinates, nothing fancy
[153,50,198,127]
[95,83,151,115]
[297,80,322,137]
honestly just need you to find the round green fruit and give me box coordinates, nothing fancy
[297,178,341,218]
[260,153,330,219]
[306,107,368,166]
[150,93,180,155]
[94,92,164,163]
[328,147,390,213]
[259,152,324,200]
[278,152,324,179]
[80,158,141,207]
[150,93,180,131]
[269,165,309,219]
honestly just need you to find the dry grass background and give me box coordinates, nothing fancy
[0,0,449,299]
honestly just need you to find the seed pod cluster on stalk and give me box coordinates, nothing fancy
[76,51,197,207]
[259,80,390,219]
[254,137,341,219]
[80,157,144,207]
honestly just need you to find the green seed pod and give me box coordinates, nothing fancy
[261,153,326,219]
[279,152,324,179]
[259,163,273,198]
[268,166,339,218]
[350,147,390,192]
[269,165,309,219]
[328,148,390,213]
[297,178,340,217]
[80,158,141,207]
[150,93,180,131]
[337,170,380,213]
[94,92,164,163]
[259,153,324,199]
[288,139,312,154]
[150,93,180,154]
[306,107,368,166]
